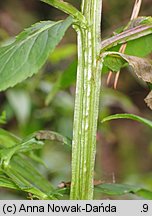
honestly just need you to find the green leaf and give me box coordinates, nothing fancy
[136,189,152,199]
[6,89,31,125]
[9,155,56,199]
[0,137,44,168]
[125,34,152,57]
[0,128,20,148]
[101,113,152,129]
[0,173,19,190]
[101,26,152,54]
[102,35,152,72]
[106,34,152,59]
[49,44,76,64]
[0,134,64,199]
[0,128,71,199]
[59,60,77,89]
[46,60,77,105]
[0,111,6,125]
[0,129,71,167]
[0,17,73,91]
[101,16,152,57]
[95,183,152,199]
[1,154,58,199]
[103,55,127,72]
[102,51,152,82]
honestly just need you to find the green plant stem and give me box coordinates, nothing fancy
[41,0,86,25]
[70,0,102,200]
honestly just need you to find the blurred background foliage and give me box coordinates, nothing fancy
[0,0,152,199]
